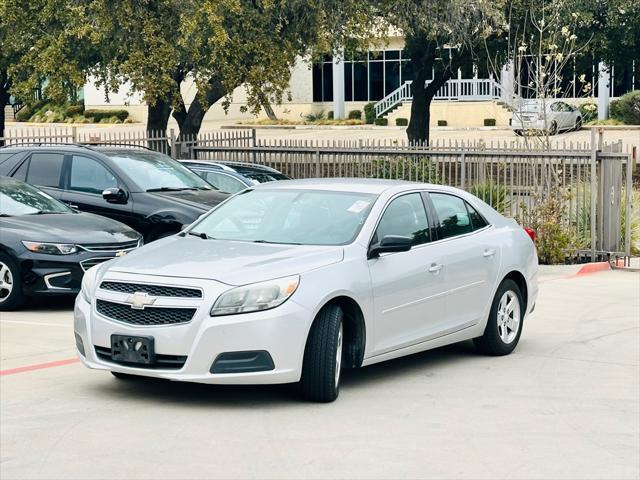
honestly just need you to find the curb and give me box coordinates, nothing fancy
[575,262,611,276]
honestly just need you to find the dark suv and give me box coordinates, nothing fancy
[0,145,229,241]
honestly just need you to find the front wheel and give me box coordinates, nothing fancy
[300,304,344,402]
[574,117,582,130]
[0,253,25,311]
[474,279,524,356]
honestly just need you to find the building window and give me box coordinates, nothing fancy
[312,58,334,102]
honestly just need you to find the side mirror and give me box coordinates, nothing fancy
[102,187,127,204]
[368,235,413,259]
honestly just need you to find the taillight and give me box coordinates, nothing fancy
[524,227,536,242]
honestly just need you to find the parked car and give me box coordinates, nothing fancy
[510,100,582,135]
[0,145,229,241]
[76,179,538,402]
[0,176,142,310]
[180,160,290,194]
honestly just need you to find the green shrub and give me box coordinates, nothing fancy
[579,102,597,123]
[348,109,362,120]
[14,99,46,122]
[64,104,84,117]
[327,110,334,120]
[610,91,640,125]
[517,190,583,264]
[304,110,325,122]
[374,118,388,126]
[469,182,511,214]
[395,118,408,126]
[620,189,640,255]
[369,156,441,183]
[84,109,129,122]
[484,118,496,126]
[364,102,376,124]
[437,120,447,126]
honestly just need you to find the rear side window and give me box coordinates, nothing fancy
[12,159,29,181]
[466,203,488,230]
[0,152,16,164]
[26,153,64,188]
[430,193,473,239]
[203,171,246,194]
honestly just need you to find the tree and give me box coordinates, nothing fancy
[383,0,504,145]
[0,0,98,144]
[88,0,382,137]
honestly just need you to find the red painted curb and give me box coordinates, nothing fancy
[575,262,611,276]
[0,358,79,376]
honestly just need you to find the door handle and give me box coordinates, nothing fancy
[66,202,79,209]
[428,263,443,273]
[483,249,496,258]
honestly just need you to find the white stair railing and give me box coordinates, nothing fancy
[374,78,503,117]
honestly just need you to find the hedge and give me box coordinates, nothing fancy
[374,118,388,126]
[84,109,129,122]
[364,102,376,124]
[483,118,496,126]
[437,120,447,126]
[395,118,408,126]
[610,91,640,125]
[348,109,362,120]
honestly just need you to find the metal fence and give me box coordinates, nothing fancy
[1,126,636,258]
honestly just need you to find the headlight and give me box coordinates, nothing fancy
[210,275,300,316]
[22,241,77,255]
[80,265,100,303]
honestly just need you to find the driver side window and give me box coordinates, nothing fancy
[374,193,430,246]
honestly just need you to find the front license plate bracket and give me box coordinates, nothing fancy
[111,334,155,365]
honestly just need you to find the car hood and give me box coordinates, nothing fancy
[0,212,140,244]
[108,236,344,285]
[150,189,229,211]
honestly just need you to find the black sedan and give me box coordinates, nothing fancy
[0,145,230,242]
[0,177,142,310]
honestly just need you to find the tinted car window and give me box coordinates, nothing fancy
[375,193,430,246]
[69,156,118,194]
[204,171,246,193]
[467,202,488,230]
[12,158,29,181]
[0,152,16,164]
[26,153,64,188]
[430,193,473,239]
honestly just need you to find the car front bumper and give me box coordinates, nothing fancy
[74,293,313,385]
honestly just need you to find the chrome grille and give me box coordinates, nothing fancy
[80,257,112,272]
[96,300,196,326]
[99,281,202,298]
[78,240,139,252]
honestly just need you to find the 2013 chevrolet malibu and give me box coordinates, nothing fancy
[75,179,538,402]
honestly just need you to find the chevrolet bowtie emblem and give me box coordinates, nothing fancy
[125,292,157,310]
[115,250,127,257]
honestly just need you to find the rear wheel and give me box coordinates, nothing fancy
[514,129,524,137]
[575,117,582,130]
[474,279,524,356]
[549,121,558,135]
[0,253,25,311]
[300,304,344,402]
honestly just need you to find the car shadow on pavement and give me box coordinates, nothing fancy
[87,341,479,407]
[22,295,76,312]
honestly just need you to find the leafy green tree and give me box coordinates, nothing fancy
[383,0,504,145]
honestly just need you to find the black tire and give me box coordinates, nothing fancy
[514,129,524,137]
[300,304,344,403]
[549,121,558,136]
[0,252,25,311]
[474,279,524,356]
[111,371,138,380]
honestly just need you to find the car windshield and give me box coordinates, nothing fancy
[0,179,71,216]
[190,189,377,245]
[102,151,213,191]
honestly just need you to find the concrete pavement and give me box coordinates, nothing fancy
[1,267,639,479]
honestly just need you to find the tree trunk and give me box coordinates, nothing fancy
[262,99,278,121]
[407,74,430,145]
[146,99,172,153]
[0,70,9,147]
[174,77,226,139]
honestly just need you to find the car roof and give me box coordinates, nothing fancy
[181,160,282,174]
[251,178,445,194]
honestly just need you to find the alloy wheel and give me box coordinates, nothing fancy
[0,262,14,302]
[497,290,521,344]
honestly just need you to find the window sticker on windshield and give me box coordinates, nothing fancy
[347,200,371,213]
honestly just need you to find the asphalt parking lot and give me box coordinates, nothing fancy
[1,266,639,480]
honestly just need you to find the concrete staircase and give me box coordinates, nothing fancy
[4,105,16,121]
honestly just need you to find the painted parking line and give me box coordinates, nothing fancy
[0,358,79,376]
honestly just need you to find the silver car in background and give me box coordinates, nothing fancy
[75,179,538,402]
[511,100,582,135]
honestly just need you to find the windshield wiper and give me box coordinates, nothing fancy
[146,187,198,192]
[25,211,66,215]
[252,240,302,245]
[182,231,213,240]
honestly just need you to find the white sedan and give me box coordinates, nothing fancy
[75,179,538,402]
[511,100,582,135]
